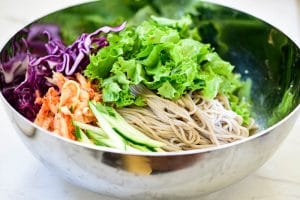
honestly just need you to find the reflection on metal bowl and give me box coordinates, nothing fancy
[0,1,299,199]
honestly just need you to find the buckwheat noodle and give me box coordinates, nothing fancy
[119,86,257,151]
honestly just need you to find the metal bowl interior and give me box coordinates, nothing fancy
[1,0,299,132]
[0,0,299,199]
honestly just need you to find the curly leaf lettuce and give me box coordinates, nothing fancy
[84,16,252,124]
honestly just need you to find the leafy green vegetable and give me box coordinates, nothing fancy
[85,16,252,124]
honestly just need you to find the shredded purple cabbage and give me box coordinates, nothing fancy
[27,24,62,56]
[0,22,126,121]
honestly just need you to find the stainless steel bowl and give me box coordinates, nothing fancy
[0,1,299,199]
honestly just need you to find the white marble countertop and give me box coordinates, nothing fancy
[0,0,299,200]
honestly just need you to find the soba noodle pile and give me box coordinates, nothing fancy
[119,86,257,151]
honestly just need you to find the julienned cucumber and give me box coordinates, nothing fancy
[126,141,154,152]
[73,120,107,138]
[89,101,126,150]
[90,101,164,148]
[74,126,93,144]
[86,129,154,152]
[86,130,115,147]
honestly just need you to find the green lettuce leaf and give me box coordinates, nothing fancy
[84,15,252,124]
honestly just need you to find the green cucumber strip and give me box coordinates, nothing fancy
[73,120,107,138]
[126,141,153,152]
[74,126,93,144]
[125,145,144,153]
[86,130,114,147]
[89,101,126,150]
[93,102,164,148]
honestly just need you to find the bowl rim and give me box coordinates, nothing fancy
[0,0,299,157]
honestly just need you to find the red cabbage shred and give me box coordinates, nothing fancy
[0,22,126,121]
